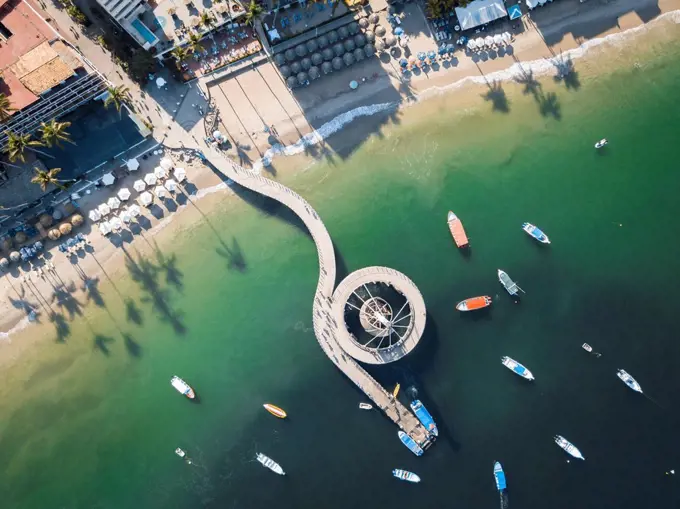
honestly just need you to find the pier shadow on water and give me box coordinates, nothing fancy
[332,240,350,286]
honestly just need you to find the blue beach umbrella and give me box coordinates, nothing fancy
[394,27,404,36]
[438,46,447,55]
[446,43,456,53]
[428,50,437,60]
[418,52,426,61]
[399,58,408,67]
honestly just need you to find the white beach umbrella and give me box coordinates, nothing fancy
[126,158,140,171]
[139,191,154,207]
[466,39,477,50]
[493,34,503,45]
[128,204,141,217]
[173,167,187,182]
[164,179,178,193]
[154,166,168,179]
[156,77,167,88]
[107,197,121,210]
[98,203,111,216]
[502,32,512,44]
[117,188,131,201]
[154,185,168,199]
[485,35,494,47]
[526,0,539,8]
[119,210,133,224]
[88,209,101,222]
[98,221,112,236]
[109,217,123,231]
[160,157,173,171]
[538,0,547,4]
[133,179,146,192]
[475,37,486,48]
[101,173,115,186]
[144,173,158,186]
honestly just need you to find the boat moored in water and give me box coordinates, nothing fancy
[456,295,492,312]
[493,462,507,491]
[359,402,373,410]
[171,376,196,399]
[522,223,551,244]
[410,399,438,437]
[263,403,287,419]
[498,269,524,297]
[447,211,469,249]
[501,356,535,380]
[554,435,585,460]
[398,431,424,457]
[595,138,608,149]
[256,453,286,475]
[393,469,421,483]
[617,369,643,393]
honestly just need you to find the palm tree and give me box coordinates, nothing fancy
[455,0,473,6]
[244,0,263,26]
[425,0,443,19]
[39,119,74,148]
[199,11,216,30]
[187,31,204,54]
[5,131,46,162]
[31,167,68,191]
[0,94,15,123]
[171,45,191,69]
[104,85,132,113]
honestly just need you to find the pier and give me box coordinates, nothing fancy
[203,146,433,450]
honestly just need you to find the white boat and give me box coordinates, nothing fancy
[501,356,534,380]
[595,138,608,149]
[498,269,524,296]
[617,369,642,393]
[171,376,196,399]
[522,222,550,244]
[392,469,421,483]
[175,447,186,458]
[359,402,373,410]
[256,452,285,475]
[554,435,585,460]
[582,343,593,353]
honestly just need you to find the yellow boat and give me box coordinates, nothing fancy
[392,383,401,399]
[263,403,287,419]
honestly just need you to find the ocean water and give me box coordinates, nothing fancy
[2,27,680,509]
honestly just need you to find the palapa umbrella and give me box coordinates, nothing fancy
[375,25,386,37]
[485,35,494,46]
[53,210,63,220]
[286,76,298,88]
[39,214,53,227]
[354,48,365,61]
[164,179,178,193]
[118,188,131,201]
[322,48,334,61]
[9,251,21,262]
[295,44,307,57]
[99,221,112,236]
[154,166,168,179]
[317,35,329,48]
[126,158,140,171]
[128,204,141,217]
[101,173,115,186]
[385,35,396,48]
[71,214,84,227]
[348,22,359,35]
[47,229,61,241]
[0,258,9,269]
[174,167,187,182]
[154,185,168,199]
[98,203,111,216]
[368,12,379,24]
[133,179,146,192]
[311,52,323,66]
[301,57,312,71]
[1,238,11,251]
[332,56,343,70]
[375,39,385,51]
[160,157,173,171]
[322,61,333,74]
[109,217,123,232]
[14,232,27,244]
[343,53,354,66]
[364,44,375,57]
[358,17,368,28]
[309,66,321,80]
[327,30,338,43]
[285,48,296,62]
[354,34,366,47]
[493,34,503,45]
[333,43,344,57]
[344,39,356,52]
[274,53,286,66]
[306,39,318,53]
[290,61,302,74]
[139,191,154,207]
[119,210,133,224]
[107,197,121,210]
[59,223,72,235]
[338,26,348,39]
[88,209,101,222]
[297,71,308,84]
[144,173,158,186]
[365,30,375,43]
[502,32,512,44]
[280,65,292,78]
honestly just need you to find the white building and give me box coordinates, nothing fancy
[95,0,160,49]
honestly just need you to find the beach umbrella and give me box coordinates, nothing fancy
[327,30,339,43]
[354,34,366,47]
[126,158,140,171]
[107,197,121,210]
[485,35,494,46]
[128,204,141,218]
[109,217,123,232]
[364,44,375,57]
[154,185,168,199]
[365,30,375,43]
[375,25,386,37]
[33,241,43,251]
[101,173,115,186]
[297,71,308,84]
[439,45,448,55]
[71,214,84,227]
[117,188,131,201]
[154,166,168,179]
[349,80,359,90]
[332,56,343,70]
[309,66,321,80]
[174,167,187,182]
[385,35,396,48]
[354,48,365,61]
[333,43,344,57]
[358,17,368,28]
[467,39,477,50]
[88,209,101,222]
[98,203,111,216]
[375,39,385,51]
[119,210,133,224]
[0,258,8,269]
[59,223,72,235]
[39,214,53,227]
[274,53,286,66]
[14,232,26,244]
[53,210,63,220]
[538,0,547,4]
[311,52,323,66]
[317,35,329,48]
[139,191,154,207]
[447,43,456,53]
[322,61,333,74]
[493,34,504,45]
[502,32,512,44]
[343,53,355,67]
[399,58,408,67]
[290,61,302,74]
[160,157,173,171]
[418,52,426,61]
[286,76,298,88]
[394,27,404,36]
[368,12,379,24]
[295,44,307,57]
[144,173,158,186]
[1,238,11,251]
[279,65,292,78]
[428,50,437,60]
[409,55,417,65]
[348,22,359,35]
[9,251,20,262]
[98,221,112,236]
[47,229,60,241]
[344,39,356,52]
[164,179,178,193]
[322,48,334,61]
[306,39,318,53]
[338,26,349,39]
[156,77,167,88]
[475,37,486,48]
[133,179,146,192]
[285,48,296,62]
[301,57,312,71]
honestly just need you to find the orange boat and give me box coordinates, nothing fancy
[447,211,469,248]
[263,403,287,419]
[456,296,492,312]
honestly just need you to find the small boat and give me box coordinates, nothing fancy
[263,403,287,419]
[392,469,421,483]
[392,383,401,399]
[398,430,424,457]
[175,448,186,458]
[617,369,642,393]
[595,138,608,149]
[522,223,550,244]
[359,402,373,410]
[410,399,438,437]
[256,452,285,475]
[501,356,535,380]
[554,435,585,460]
[498,269,524,296]
[447,211,469,248]
[456,295,492,312]
[493,461,507,491]
[582,343,592,353]
[171,376,196,399]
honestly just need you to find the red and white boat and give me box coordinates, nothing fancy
[456,296,492,312]
[171,376,196,399]
[447,211,469,248]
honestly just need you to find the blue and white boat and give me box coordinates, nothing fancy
[410,400,438,437]
[522,222,551,244]
[398,431,424,456]
[393,469,421,483]
[501,356,535,380]
[493,462,507,491]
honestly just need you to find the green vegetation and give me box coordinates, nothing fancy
[244,0,263,26]
[187,32,204,54]
[5,131,45,163]
[104,85,132,113]
[31,167,67,191]
[39,120,74,148]
[171,46,191,69]
[425,0,471,18]
[0,93,16,123]
[65,4,87,25]
[199,11,216,30]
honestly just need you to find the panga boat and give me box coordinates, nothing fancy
[410,399,438,437]
[398,430,424,457]
[456,296,492,312]
[498,269,524,296]
[171,376,196,399]
[359,402,373,410]
[447,211,469,248]
[393,469,421,483]
[493,461,507,491]
[263,403,287,419]
[501,356,535,380]
[595,138,608,149]
[617,369,643,393]
[522,223,550,244]
[554,435,585,460]
[175,447,186,458]
[256,452,285,475]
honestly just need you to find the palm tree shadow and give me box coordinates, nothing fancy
[235,142,253,168]
[514,67,542,96]
[93,334,115,355]
[50,312,70,342]
[482,80,510,113]
[125,298,144,325]
[122,333,142,357]
[552,54,581,90]
[9,295,39,321]
[81,275,105,307]
[152,242,184,291]
[51,282,83,318]
[216,236,247,272]
[538,92,561,119]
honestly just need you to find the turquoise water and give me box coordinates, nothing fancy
[2,33,680,509]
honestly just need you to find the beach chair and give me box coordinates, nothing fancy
[293,13,302,23]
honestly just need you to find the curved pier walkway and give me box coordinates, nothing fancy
[202,145,432,450]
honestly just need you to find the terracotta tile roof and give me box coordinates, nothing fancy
[19,57,74,94]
